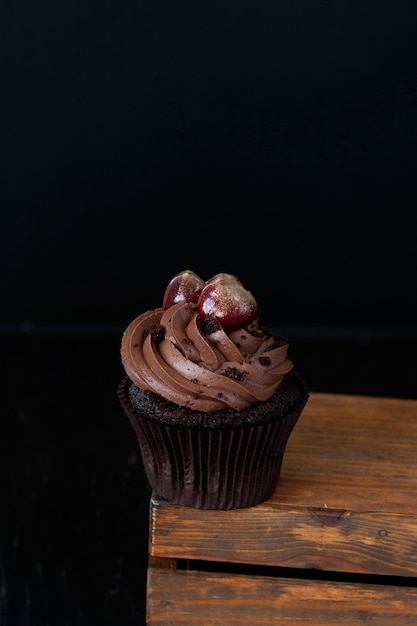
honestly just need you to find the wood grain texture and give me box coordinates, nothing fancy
[147,567,417,625]
[149,393,417,576]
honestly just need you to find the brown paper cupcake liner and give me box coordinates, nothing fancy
[118,377,308,510]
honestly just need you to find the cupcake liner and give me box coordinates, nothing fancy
[118,377,308,510]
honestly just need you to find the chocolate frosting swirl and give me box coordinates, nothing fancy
[121,302,294,412]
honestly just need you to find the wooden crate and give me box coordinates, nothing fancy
[146,392,417,625]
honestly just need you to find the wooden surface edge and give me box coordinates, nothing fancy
[147,566,417,625]
[149,500,417,576]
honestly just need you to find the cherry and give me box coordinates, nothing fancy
[198,273,258,330]
[163,270,205,309]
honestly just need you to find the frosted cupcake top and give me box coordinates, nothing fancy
[120,271,294,412]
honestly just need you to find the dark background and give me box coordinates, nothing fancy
[2,1,417,625]
[2,0,417,330]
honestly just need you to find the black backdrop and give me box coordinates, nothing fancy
[2,5,417,624]
[2,0,417,330]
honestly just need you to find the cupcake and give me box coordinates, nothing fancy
[117,270,309,510]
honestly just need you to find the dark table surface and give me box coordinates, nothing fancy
[2,327,416,626]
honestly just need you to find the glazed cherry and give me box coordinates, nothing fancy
[163,270,205,309]
[198,273,258,330]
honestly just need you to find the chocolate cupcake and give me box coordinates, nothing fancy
[118,270,309,510]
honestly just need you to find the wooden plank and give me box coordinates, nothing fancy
[147,567,417,625]
[149,394,417,576]
[276,393,417,510]
[150,503,417,576]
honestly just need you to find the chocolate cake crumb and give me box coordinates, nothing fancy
[150,323,165,343]
[258,356,271,366]
[222,367,246,381]
[201,315,221,334]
